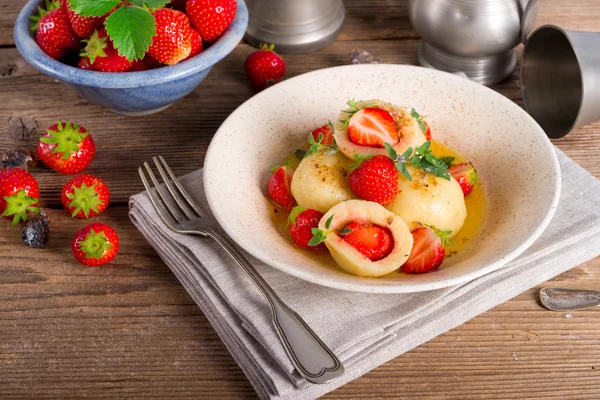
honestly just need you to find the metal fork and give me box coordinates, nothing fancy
[139,156,344,384]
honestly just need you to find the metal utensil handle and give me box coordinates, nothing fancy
[540,288,600,311]
[204,228,344,384]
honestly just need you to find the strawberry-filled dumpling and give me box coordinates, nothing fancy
[334,99,427,161]
[313,200,413,278]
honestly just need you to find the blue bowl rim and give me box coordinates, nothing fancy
[14,0,248,89]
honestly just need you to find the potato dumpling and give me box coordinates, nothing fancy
[387,167,467,237]
[290,149,355,213]
[334,99,427,161]
[320,200,413,277]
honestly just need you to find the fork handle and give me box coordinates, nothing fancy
[204,228,344,384]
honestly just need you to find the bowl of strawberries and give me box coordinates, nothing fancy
[14,0,248,115]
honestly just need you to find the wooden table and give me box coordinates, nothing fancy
[2,1,600,398]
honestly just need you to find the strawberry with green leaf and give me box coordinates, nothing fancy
[244,44,286,90]
[80,29,133,72]
[0,168,41,225]
[311,122,334,146]
[148,8,194,65]
[31,0,80,60]
[267,165,296,212]
[343,101,399,148]
[59,0,103,38]
[449,162,478,195]
[288,206,325,250]
[410,108,431,140]
[72,223,119,266]
[61,174,110,218]
[37,121,96,175]
[401,226,453,274]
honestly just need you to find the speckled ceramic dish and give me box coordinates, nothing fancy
[14,0,248,115]
[204,64,561,293]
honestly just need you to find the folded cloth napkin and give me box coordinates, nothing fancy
[129,148,600,400]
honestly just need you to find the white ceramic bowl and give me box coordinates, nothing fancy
[204,64,561,293]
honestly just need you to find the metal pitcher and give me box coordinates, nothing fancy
[408,0,538,85]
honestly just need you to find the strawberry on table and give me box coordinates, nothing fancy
[244,44,286,90]
[311,123,334,146]
[347,107,399,148]
[267,165,296,212]
[31,0,80,60]
[148,8,193,65]
[72,223,119,266]
[449,162,478,196]
[80,29,133,73]
[340,221,394,261]
[61,174,110,218]
[37,121,96,175]
[59,0,102,38]
[288,206,325,250]
[348,155,399,205]
[186,0,237,43]
[0,168,41,225]
[401,226,452,274]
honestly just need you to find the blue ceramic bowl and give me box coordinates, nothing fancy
[14,0,248,115]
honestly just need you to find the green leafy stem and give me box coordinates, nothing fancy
[385,140,451,181]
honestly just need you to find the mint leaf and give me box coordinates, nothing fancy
[348,154,373,169]
[385,142,398,161]
[288,206,306,226]
[411,108,428,134]
[68,0,121,17]
[397,162,412,181]
[409,141,451,180]
[440,156,455,168]
[304,132,323,158]
[129,0,169,8]
[339,227,353,235]
[105,5,156,61]
[308,228,328,246]
[325,214,334,229]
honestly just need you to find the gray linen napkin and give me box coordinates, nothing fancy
[129,148,600,400]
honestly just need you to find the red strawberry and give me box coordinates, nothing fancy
[341,221,394,261]
[186,0,236,43]
[148,8,193,65]
[77,56,94,70]
[348,155,398,205]
[0,168,41,225]
[347,108,399,148]
[311,123,334,146]
[32,1,80,60]
[128,55,160,71]
[288,207,325,250]
[59,0,102,38]
[186,28,204,59]
[37,121,96,175]
[80,29,133,73]
[423,121,431,140]
[72,223,119,266]
[401,226,448,274]
[449,162,478,196]
[61,174,110,218]
[267,166,296,212]
[244,44,286,90]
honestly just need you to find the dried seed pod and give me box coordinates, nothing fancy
[1,147,37,170]
[19,212,49,248]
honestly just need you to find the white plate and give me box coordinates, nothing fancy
[204,64,560,293]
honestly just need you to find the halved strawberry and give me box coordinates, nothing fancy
[449,162,478,196]
[267,166,296,212]
[348,155,398,205]
[401,226,448,274]
[288,206,325,250]
[340,221,394,261]
[311,123,334,146]
[347,108,399,148]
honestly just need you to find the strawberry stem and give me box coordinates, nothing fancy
[80,30,108,64]
[40,121,89,160]
[2,190,40,225]
[29,0,60,32]
[66,183,104,217]
[79,229,113,259]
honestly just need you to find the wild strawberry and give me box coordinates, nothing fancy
[449,162,478,196]
[80,29,133,73]
[348,155,398,205]
[340,221,394,261]
[267,165,296,212]
[61,174,110,218]
[244,44,286,90]
[0,168,41,225]
[37,121,96,175]
[72,223,119,266]
[31,1,80,60]
[186,28,204,59]
[311,123,334,146]
[186,0,236,43]
[288,206,325,250]
[148,8,193,65]
[401,226,452,274]
[58,0,102,38]
[128,55,160,72]
[347,107,399,148]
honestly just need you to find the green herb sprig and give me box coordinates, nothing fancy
[385,140,451,181]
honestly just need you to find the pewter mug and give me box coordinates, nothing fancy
[408,0,538,85]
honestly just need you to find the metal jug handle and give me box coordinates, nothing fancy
[521,0,539,44]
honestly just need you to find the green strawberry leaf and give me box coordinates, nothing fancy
[348,153,373,169]
[304,132,323,158]
[427,224,455,247]
[105,5,156,62]
[288,206,305,226]
[129,0,170,8]
[68,0,121,17]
